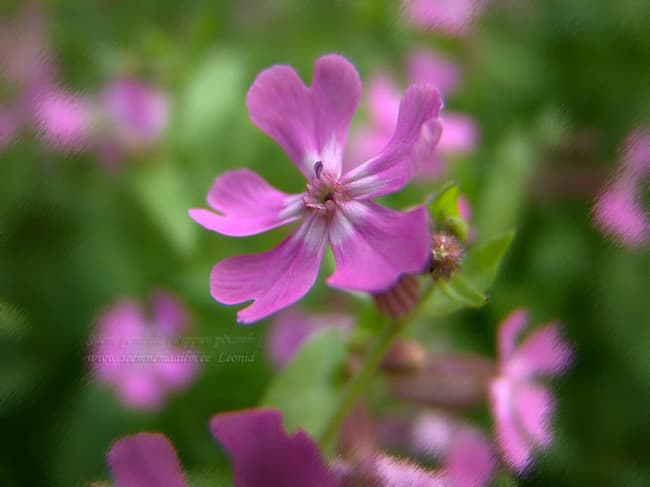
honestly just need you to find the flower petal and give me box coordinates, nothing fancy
[509,323,573,379]
[444,427,495,487]
[211,215,328,323]
[364,454,446,487]
[246,65,315,177]
[407,49,461,96]
[210,409,336,487]
[310,54,362,176]
[343,84,443,199]
[189,169,304,237]
[246,54,361,179]
[108,433,187,487]
[152,290,189,336]
[437,113,478,155]
[327,201,430,292]
[489,377,533,474]
[497,309,529,364]
[513,382,554,449]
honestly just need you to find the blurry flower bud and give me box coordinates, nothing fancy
[380,339,427,374]
[387,353,495,410]
[373,275,420,319]
[429,233,464,280]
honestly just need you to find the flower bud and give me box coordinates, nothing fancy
[372,275,420,319]
[380,339,427,374]
[387,353,495,410]
[429,233,464,280]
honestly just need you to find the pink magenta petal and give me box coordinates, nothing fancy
[211,214,328,323]
[367,73,401,131]
[593,181,648,247]
[497,309,529,364]
[246,54,361,178]
[407,49,461,96]
[310,54,362,176]
[343,84,443,200]
[489,377,534,474]
[444,427,495,487]
[189,169,304,237]
[327,201,430,292]
[509,323,573,379]
[118,373,165,411]
[35,89,90,151]
[108,433,188,487]
[367,455,446,486]
[267,308,352,368]
[437,113,478,155]
[210,409,336,487]
[513,382,554,449]
[151,290,189,336]
[403,0,486,37]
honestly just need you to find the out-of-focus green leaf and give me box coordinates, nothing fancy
[260,329,346,439]
[177,50,245,152]
[462,230,516,291]
[427,182,469,241]
[131,162,196,256]
[476,131,534,239]
[420,230,515,317]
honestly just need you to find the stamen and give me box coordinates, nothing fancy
[314,161,324,179]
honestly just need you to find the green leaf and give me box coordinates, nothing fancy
[421,275,487,317]
[427,182,469,241]
[462,230,516,290]
[260,329,346,439]
[131,162,196,256]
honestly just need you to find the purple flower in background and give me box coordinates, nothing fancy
[106,433,188,487]
[402,0,488,37]
[267,307,352,368]
[489,309,573,474]
[35,89,90,151]
[103,78,169,148]
[349,50,478,180]
[89,291,199,411]
[593,128,649,248]
[190,54,442,323]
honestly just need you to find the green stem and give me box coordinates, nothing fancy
[319,281,435,453]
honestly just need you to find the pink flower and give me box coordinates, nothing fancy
[0,108,18,149]
[190,54,442,323]
[103,78,169,148]
[402,0,488,37]
[35,89,91,151]
[488,309,573,474]
[267,307,352,368]
[349,51,478,180]
[593,127,649,248]
[89,291,199,411]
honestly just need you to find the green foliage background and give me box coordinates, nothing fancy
[0,0,648,485]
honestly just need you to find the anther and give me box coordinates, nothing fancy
[314,161,324,179]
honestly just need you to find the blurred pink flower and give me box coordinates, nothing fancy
[103,78,169,149]
[267,307,352,368]
[410,412,495,487]
[402,0,488,37]
[349,50,478,180]
[0,108,18,149]
[89,291,199,411]
[489,309,573,474]
[190,54,441,323]
[593,128,649,248]
[35,89,91,151]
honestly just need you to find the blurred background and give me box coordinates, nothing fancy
[0,0,648,485]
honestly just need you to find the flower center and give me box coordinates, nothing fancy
[303,161,347,213]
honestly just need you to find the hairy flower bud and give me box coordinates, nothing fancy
[429,233,464,280]
[380,339,427,374]
[372,275,420,319]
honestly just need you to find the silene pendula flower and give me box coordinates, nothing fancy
[89,291,199,411]
[489,309,573,474]
[267,306,353,368]
[102,408,477,487]
[593,127,649,248]
[190,54,442,323]
[401,0,488,37]
[349,50,477,180]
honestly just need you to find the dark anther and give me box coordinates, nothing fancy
[314,161,324,179]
